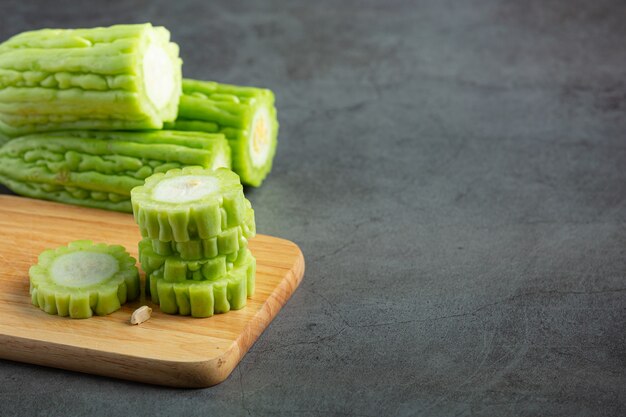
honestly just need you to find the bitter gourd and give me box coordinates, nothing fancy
[0,130,230,212]
[0,23,182,137]
[147,204,255,259]
[140,238,250,282]
[29,240,139,319]
[131,166,248,242]
[148,249,256,317]
[165,79,278,187]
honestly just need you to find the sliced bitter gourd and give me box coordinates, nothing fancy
[165,79,279,187]
[0,23,182,137]
[29,240,139,319]
[148,205,255,259]
[140,238,251,282]
[132,166,248,242]
[0,130,230,212]
[148,249,256,317]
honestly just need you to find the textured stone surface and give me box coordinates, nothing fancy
[1,0,625,416]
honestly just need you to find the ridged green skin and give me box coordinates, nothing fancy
[132,167,248,242]
[149,206,255,259]
[140,238,251,282]
[0,23,182,137]
[0,130,230,212]
[29,240,139,319]
[149,249,256,317]
[165,79,278,187]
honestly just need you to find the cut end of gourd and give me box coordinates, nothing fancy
[248,105,273,168]
[132,167,246,242]
[143,43,176,112]
[152,175,220,204]
[212,151,230,171]
[50,251,120,288]
[29,241,140,319]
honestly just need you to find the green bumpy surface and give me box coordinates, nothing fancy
[29,240,139,319]
[148,205,255,259]
[140,238,252,283]
[0,23,182,137]
[0,130,230,212]
[132,166,249,242]
[165,79,279,187]
[148,249,256,317]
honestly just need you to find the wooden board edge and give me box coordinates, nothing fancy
[214,245,306,387]
[163,244,306,388]
[0,242,306,388]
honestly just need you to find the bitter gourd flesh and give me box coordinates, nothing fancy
[165,79,278,187]
[0,23,182,137]
[132,166,248,242]
[147,204,255,259]
[29,240,139,319]
[0,130,230,212]
[140,238,251,283]
[148,248,256,317]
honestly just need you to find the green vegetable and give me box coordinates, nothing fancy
[140,238,251,282]
[148,249,256,317]
[0,23,182,137]
[165,79,278,187]
[131,166,248,242]
[29,240,139,319]
[147,205,255,259]
[0,130,230,212]
[134,167,258,303]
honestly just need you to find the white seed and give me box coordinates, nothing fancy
[130,305,152,325]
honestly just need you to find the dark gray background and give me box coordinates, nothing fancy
[1,0,625,416]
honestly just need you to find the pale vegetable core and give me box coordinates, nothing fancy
[212,151,229,170]
[49,251,119,287]
[143,43,175,110]
[152,175,219,203]
[249,106,272,167]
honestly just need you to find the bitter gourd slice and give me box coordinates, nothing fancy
[29,240,139,319]
[0,23,182,137]
[165,79,278,187]
[0,130,230,212]
[140,237,251,282]
[132,166,247,242]
[148,249,256,317]
[148,205,255,259]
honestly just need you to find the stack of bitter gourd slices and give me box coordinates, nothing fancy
[131,166,256,317]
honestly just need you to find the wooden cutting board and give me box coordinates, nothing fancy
[0,195,304,388]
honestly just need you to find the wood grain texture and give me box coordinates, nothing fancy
[0,195,305,388]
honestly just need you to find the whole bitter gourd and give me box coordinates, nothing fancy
[29,240,140,319]
[0,130,230,212]
[165,79,278,187]
[0,23,182,137]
